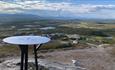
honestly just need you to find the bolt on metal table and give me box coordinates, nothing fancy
[3,36,50,70]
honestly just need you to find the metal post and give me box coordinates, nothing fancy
[24,45,28,70]
[19,44,42,70]
[19,46,24,70]
[34,45,38,70]
[19,45,28,70]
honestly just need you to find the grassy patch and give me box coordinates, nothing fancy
[84,36,115,44]
[0,45,20,57]
[0,41,72,57]
[40,40,72,50]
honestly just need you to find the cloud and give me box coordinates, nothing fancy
[0,1,115,18]
[17,1,115,14]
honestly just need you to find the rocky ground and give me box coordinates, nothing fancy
[0,46,115,70]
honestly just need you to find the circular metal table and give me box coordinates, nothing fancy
[3,36,50,70]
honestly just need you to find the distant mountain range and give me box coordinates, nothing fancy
[0,13,115,24]
[0,13,77,23]
[0,14,38,23]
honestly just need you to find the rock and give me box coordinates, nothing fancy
[48,67,61,70]
[16,62,20,66]
[0,58,86,70]
[0,59,4,63]
[38,55,45,59]
[28,62,49,70]
[72,59,81,66]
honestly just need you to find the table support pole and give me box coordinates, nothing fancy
[34,45,38,70]
[20,46,24,70]
[24,46,28,70]
[19,45,28,70]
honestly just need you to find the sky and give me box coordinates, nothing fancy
[0,0,115,19]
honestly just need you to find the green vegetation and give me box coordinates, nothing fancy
[85,36,115,44]
[60,22,115,29]
[0,45,19,57]
[40,40,72,50]
[0,19,115,56]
